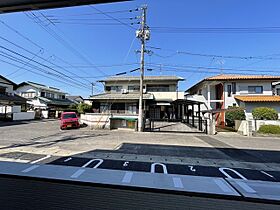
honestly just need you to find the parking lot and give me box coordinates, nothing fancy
[0,119,280,180]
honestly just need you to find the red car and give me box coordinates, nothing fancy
[60,112,80,130]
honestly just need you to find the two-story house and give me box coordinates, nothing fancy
[16,81,74,113]
[0,75,27,120]
[186,74,280,124]
[88,76,185,129]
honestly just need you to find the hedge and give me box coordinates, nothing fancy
[252,107,278,120]
[258,125,280,134]
[225,107,246,127]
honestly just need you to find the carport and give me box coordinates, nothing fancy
[146,99,207,133]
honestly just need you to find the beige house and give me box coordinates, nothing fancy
[86,76,185,129]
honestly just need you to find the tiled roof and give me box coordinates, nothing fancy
[205,74,280,81]
[90,93,154,100]
[0,94,27,104]
[98,76,184,82]
[234,95,280,102]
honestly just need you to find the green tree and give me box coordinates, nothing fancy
[77,103,92,114]
[252,107,278,120]
[225,106,246,127]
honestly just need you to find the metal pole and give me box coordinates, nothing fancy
[138,6,147,132]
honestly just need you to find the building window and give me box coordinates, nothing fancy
[248,86,263,94]
[146,85,169,92]
[232,82,236,94]
[105,86,111,91]
[0,86,6,94]
[277,89,280,96]
[198,89,202,95]
[41,92,45,97]
[111,86,123,92]
[21,92,36,98]
[128,85,140,92]
[227,85,232,97]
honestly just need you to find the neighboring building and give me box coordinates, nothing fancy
[91,76,185,119]
[66,96,84,104]
[185,74,280,124]
[16,81,74,113]
[87,76,185,129]
[0,75,27,120]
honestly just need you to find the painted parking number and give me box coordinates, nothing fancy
[188,165,196,172]
[123,161,129,167]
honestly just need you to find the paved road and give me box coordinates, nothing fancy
[0,119,280,172]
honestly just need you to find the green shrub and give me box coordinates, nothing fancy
[77,103,92,114]
[225,106,246,127]
[252,107,278,120]
[258,125,280,134]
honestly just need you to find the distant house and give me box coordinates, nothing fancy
[186,74,280,124]
[0,75,27,120]
[91,76,185,119]
[16,81,74,117]
[66,96,84,104]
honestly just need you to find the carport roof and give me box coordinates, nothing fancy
[0,0,129,14]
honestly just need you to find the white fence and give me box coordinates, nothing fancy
[13,111,35,121]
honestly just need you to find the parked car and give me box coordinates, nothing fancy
[60,112,80,130]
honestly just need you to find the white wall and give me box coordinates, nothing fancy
[13,111,35,121]
[16,85,39,97]
[224,81,273,108]
[244,102,280,120]
[152,91,184,101]
[80,113,111,129]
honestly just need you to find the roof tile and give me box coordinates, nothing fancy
[234,95,280,102]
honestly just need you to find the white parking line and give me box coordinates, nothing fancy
[236,181,256,193]
[64,157,72,162]
[71,169,85,178]
[122,172,133,183]
[214,179,233,193]
[81,159,104,168]
[22,165,40,173]
[151,163,168,174]
[172,177,184,188]
[261,171,274,179]
[30,155,51,164]
[219,167,247,180]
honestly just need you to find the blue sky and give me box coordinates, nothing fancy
[1,0,280,97]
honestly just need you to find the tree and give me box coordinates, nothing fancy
[252,107,278,120]
[77,103,92,114]
[225,106,246,127]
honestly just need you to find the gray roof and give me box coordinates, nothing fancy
[98,76,185,82]
[37,97,74,106]
[90,93,154,100]
[18,82,66,94]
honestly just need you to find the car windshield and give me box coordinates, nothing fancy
[62,114,77,119]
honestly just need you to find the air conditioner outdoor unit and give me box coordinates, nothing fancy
[121,89,128,94]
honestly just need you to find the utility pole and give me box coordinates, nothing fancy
[137,5,150,132]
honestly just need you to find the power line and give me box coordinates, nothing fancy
[0,45,92,89]
[89,5,137,30]
[45,9,140,17]
[150,26,280,34]
[147,63,280,75]
[0,58,88,91]
[147,46,280,60]
[29,11,108,80]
